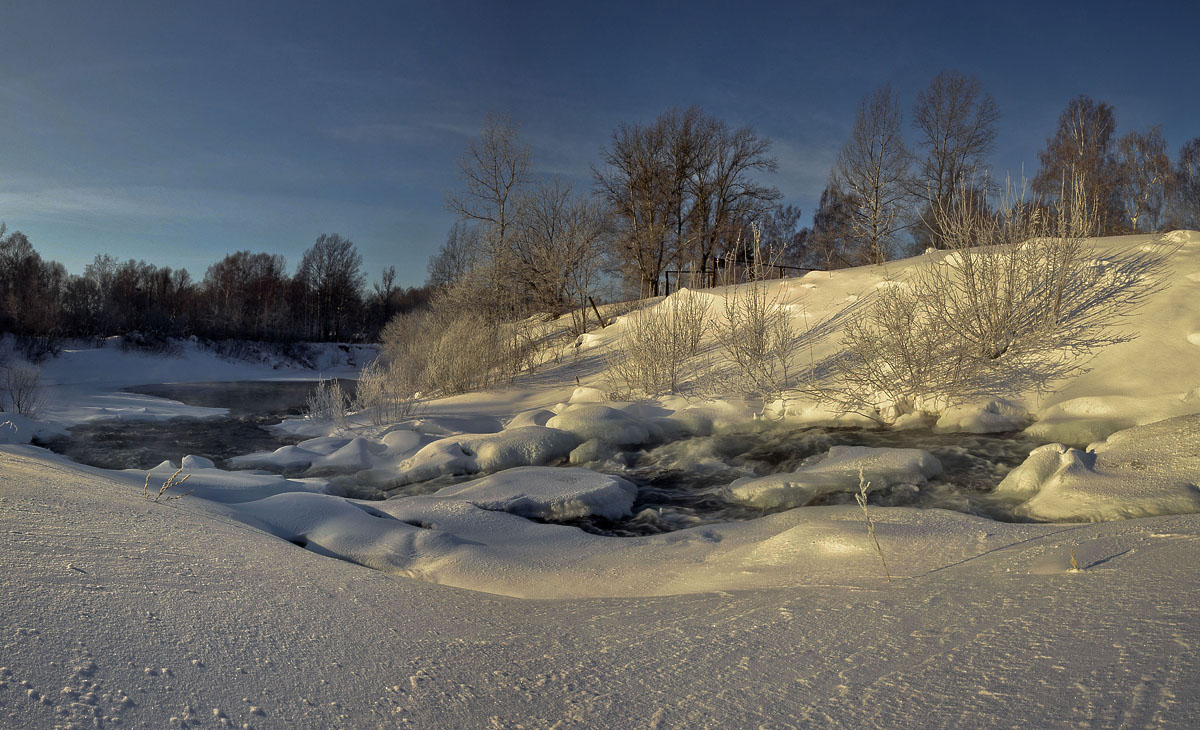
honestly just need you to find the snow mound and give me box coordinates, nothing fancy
[228,444,324,471]
[180,454,215,470]
[0,414,63,445]
[386,426,581,487]
[935,399,1029,434]
[379,428,423,455]
[728,446,943,509]
[1026,392,1200,445]
[226,492,469,573]
[996,414,1200,521]
[431,466,638,521]
[306,437,379,476]
[1163,229,1199,244]
[142,461,328,503]
[545,404,658,447]
[506,408,555,429]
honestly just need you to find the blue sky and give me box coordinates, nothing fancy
[1,0,1197,287]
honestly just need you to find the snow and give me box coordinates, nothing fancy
[544,403,659,447]
[429,466,637,521]
[4,232,1200,727]
[728,445,943,509]
[997,413,1200,521]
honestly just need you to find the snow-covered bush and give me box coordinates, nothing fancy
[305,379,349,427]
[605,289,709,397]
[832,180,1173,416]
[1,360,48,417]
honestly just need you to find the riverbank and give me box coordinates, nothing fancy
[4,445,1199,728]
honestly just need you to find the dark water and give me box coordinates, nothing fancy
[548,426,1042,536]
[37,380,1039,536]
[36,380,355,471]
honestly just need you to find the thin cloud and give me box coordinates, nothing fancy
[0,187,187,222]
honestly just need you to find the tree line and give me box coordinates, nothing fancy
[0,227,429,350]
[4,71,1196,353]
[432,71,1200,321]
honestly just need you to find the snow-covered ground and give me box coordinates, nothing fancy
[3,232,1200,728]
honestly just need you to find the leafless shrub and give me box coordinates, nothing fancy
[605,289,709,397]
[832,177,1174,415]
[377,290,541,399]
[305,379,348,427]
[2,360,49,417]
[352,360,420,426]
[712,227,802,399]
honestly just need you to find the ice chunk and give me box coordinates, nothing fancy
[728,446,943,509]
[432,466,638,521]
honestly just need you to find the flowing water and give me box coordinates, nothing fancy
[36,380,356,470]
[38,381,1040,535]
[554,426,1043,536]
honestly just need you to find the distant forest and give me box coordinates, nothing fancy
[0,230,430,350]
[2,70,1197,351]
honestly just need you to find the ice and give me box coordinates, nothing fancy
[728,446,943,509]
[388,426,582,486]
[430,467,638,521]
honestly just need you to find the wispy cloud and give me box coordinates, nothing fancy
[0,186,189,222]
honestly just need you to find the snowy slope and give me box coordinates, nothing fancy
[3,232,1200,727]
[3,446,1198,728]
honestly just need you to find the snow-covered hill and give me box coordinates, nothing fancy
[3,232,1200,728]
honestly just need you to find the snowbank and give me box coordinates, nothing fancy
[996,414,1200,522]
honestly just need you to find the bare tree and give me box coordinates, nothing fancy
[833,85,910,264]
[1116,126,1172,232]
[809,183,857,270]
[296,234,364,341]
[909,71,999,248]
[688,115,780,282]
[445,113,532,314]
[1167,138,1200,231]
[426,221,480,291]
[514,178,609,328]
[596,107,779,294]
[1033,95,1121,234]
[595,118,675,296]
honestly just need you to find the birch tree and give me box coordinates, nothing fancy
[833,85,910,264]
